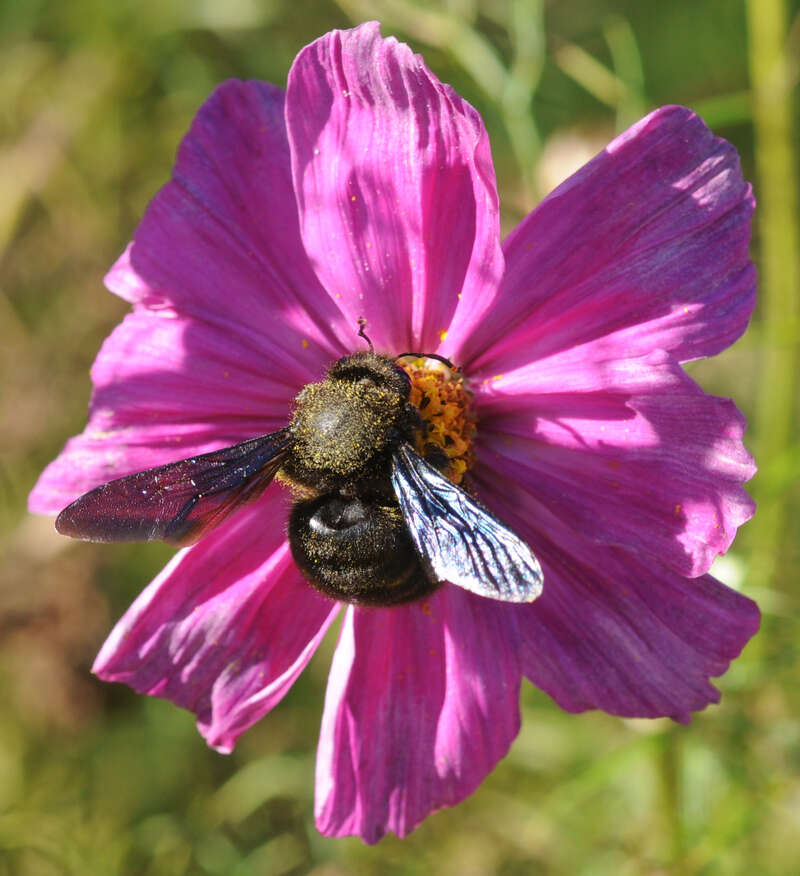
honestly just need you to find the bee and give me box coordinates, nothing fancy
[55,349,543,606]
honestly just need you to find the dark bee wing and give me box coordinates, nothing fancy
[390,443,543,603]
[56,428,292,546]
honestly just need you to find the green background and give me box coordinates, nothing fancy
[1,0,799,873]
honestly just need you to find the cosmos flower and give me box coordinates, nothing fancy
[30,23,758,843]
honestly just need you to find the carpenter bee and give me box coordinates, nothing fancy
[56,350,543,606]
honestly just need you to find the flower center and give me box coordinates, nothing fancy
[398,356,476,485]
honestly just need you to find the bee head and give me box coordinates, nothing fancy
[327,351,412,396]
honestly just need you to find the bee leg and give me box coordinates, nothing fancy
[421,444,450,474]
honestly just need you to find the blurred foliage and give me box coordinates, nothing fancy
[2,0,799,873]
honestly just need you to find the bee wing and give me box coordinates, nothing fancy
[56,428,292,546]
[390,443,543,603]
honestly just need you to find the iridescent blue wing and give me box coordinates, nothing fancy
[56,428,292,546]
[390,443,543,603]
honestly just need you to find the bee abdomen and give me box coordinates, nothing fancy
[288,493,438,606]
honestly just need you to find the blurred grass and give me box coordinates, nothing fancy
[1,0,799,873]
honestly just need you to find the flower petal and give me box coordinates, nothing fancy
[29,308,296,514]
[474,348,755,578]
[93,493,340,753]
[314,587,521,843]
[116,78,349,368]
[463,105,755,373]
[286,23,503,356]
[474,478,760,722]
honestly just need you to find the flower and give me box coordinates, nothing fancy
[30,23,759,843]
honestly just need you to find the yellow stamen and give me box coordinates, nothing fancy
[399,357,476,485]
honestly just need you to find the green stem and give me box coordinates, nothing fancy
[501,0,545,206]
[745,0,800,607]
[658,730,686,871]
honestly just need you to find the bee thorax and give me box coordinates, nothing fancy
[285,353,414,485]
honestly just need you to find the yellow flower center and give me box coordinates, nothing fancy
[399,356,476,485]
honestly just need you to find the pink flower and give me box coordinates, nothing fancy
[30,24,758,843]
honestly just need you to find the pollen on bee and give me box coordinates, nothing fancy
[399,356,476,485]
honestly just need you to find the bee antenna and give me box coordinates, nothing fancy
[356,318,374,352]
[396,351,458,371]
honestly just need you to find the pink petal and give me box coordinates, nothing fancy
[286,23,503,357]
[474,478,759,722]
[29,308,296,514]
[474,349,755,578]
[463,105,755,373]
[93,493,340,753]
[115,78,350,369]
[315,588,521,843]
